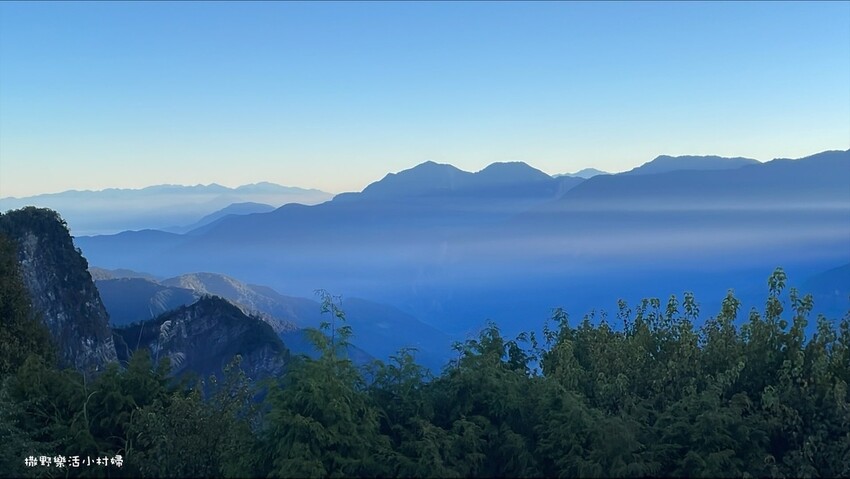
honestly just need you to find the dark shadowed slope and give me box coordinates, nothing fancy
[112,296,288,381]
[163,274,453,371]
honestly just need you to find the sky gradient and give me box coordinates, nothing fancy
[1,1,849,198]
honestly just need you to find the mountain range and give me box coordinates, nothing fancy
[2,149,848,382]
[0,207,296,382]
[622,155,760,175]
[112,296,289,381]
[0,182,332,236]
[165,201,276,234]
[94,270,452,371]
[73,150,850,340]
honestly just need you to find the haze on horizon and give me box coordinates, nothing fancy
[1,1,849,198]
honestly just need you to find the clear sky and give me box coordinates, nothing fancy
[1,1,848,198]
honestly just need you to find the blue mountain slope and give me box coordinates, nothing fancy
[478,150,850,268]
[96,277,198,326]
[94,271,454,370]
[332,160,576,202]
[556,167,609,178]
[279,329,375,367]
[345,161,472,199]
[169,201,275,234]
[76,230,184,272]
[622,154,760,175]
[557,149,848,207]
[140,162,584,295]
[799,263,850,320]
[75,150,850,340]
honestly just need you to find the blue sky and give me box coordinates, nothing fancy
[1,1,848,197]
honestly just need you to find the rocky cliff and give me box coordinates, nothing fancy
[160,272,299,333]
[0,207,117,372]
[113,295,288,381]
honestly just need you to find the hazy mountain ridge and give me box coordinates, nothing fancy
[622,154,761,175]
[94,270,453,370]
[89,266,161,281]
[333,160,576,202]
[466,150,850,279]
[0,181,326,200]
[0,182,333,236]
[112,295,289,380]
[555,167,609,178]
[96,277,199,326]
[162,272,300,333]
[188,161,586,245]
[551,149,849,207]
[165,201,276,234]
[95,273,298,334]
[74,150,850,341]
[0,205,300,383]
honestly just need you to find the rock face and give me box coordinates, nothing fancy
[113,296,288,381]
[0,207,118,372]
[160,272,299,334]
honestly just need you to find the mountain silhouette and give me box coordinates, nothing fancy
[333,160,567,202]
[554,149,847,207]
[0,183,332,236]
[166,201,275,234]
[74,150,850,340]
[556,167,609,178]
[622,154,760,175]
[94,269,454,370]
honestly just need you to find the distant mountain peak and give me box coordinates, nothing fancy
[380,160,467,183]
[356,161,470,198]
[343,160,566,201]
[405,160,464,172]
[476,161,552,183]
[418,160,441,166]
[478,161,536,172]
[1,183,333,236]
[555,167,609,179]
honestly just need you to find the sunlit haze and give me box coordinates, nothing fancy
[1,1,848,198]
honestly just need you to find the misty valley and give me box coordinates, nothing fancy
[1,150,849,477]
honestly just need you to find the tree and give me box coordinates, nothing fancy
[257,291,391,477]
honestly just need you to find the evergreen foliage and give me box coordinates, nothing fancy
[1,268,849,477]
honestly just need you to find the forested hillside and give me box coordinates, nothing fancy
[2,263,848,477]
